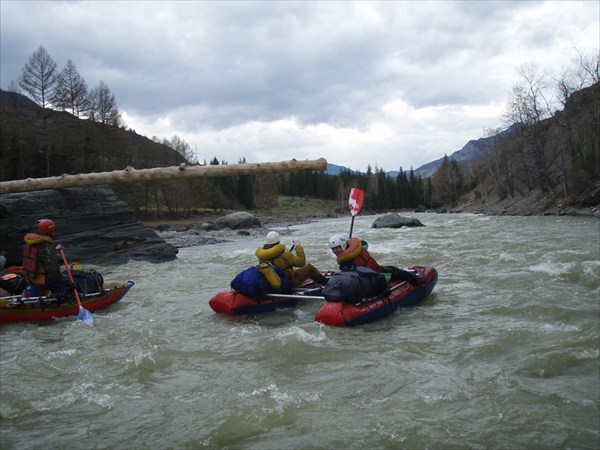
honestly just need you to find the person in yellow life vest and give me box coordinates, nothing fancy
[256,231,328,288]
[22,219,71,298]
[327,234,420,284]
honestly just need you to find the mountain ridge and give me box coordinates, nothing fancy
[327,125,519,179]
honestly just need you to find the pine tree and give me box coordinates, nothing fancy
[54,60,91,117]
[18,46,58,108]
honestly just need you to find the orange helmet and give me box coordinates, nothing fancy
[38,219,56,236]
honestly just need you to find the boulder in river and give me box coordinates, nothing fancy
[212,211,262,230]
[372,212,425,229]
[0,186,178,266]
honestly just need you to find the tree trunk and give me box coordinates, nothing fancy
[0,158,327,194]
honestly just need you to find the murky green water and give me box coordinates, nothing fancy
[1,213,599,449]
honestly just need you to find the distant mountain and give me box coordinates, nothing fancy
[326,126,518,179]
[325,163,361,175]
[413,125,519,179]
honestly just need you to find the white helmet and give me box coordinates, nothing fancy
[266,231,281,245]
[328,234,347,251]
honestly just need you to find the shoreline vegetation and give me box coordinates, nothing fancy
[142,194,599,226]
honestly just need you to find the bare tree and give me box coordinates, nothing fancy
[89,81,121,126]
[431,155,464,206]
[484,127,509,199]
[503,63,555,193]
[168,135,197,164]
[573,45,600,86]
[556,46,599,106]
[504,63,553,126]
[18,46,58,108]
[6,80,21,94]
[55,59,91,117]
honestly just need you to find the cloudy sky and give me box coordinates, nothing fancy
[1,1,598,172]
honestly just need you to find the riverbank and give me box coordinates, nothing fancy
[144,203,599,249]
[143,210,345,248]
[456,183,600,218]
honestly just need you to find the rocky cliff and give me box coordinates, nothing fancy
[0,186,178,267]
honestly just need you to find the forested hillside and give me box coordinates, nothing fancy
[458,82,599,215]
[0,88,429,215]
[1,80,598,217]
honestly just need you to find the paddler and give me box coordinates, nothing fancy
[327,234,420,284]
[256,231,328,288]
[22,219,72,298]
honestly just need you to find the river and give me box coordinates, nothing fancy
[1,213,599,449]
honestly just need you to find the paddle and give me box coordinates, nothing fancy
[56,245,94,326]
[348,187,364,238]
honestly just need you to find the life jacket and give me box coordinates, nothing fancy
[255,243,286,262]
[336,237,381,272]
[22,233,53,285]
[257,262,283,290]
[255,243,294,278]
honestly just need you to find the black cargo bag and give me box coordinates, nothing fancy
[0,273,27,295]
[322,267,388,303]
[70,269,104,295]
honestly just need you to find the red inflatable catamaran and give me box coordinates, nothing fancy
[0,280,134,324]
[209,265,437,327]
[211,188,438,326]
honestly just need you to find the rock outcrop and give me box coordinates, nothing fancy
[0,186,178,266]
[372,212,425,229]
[212,211,262,230]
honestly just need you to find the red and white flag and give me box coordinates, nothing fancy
[349,188,364,216]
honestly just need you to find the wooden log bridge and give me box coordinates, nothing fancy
[0,158,328,194]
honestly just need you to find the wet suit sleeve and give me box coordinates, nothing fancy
[286,245,307,267]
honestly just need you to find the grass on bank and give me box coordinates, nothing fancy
[138,195,342,223]
[270,196,341,214]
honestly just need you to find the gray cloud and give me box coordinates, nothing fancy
[1,1,597,171]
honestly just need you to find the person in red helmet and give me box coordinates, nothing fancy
[22,219,70,298]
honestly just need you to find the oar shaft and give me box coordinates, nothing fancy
[265,293,325,300]
[57,247,84,309]
[265,281,406,302]
[349,216,356,238]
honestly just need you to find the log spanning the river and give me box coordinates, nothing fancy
[0,158,328,194]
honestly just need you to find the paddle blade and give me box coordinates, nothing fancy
[349,188,364,216]
[78,306,95,326]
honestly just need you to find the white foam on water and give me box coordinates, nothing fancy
[131,351,156,368]
[529,261,575,276]
[46,349,78,359]
[275,325,327,343]
[31,382,113,411]
[240,383,322,416]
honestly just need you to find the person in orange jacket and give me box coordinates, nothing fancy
[22,219,71,298]
[327,234,419,284]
